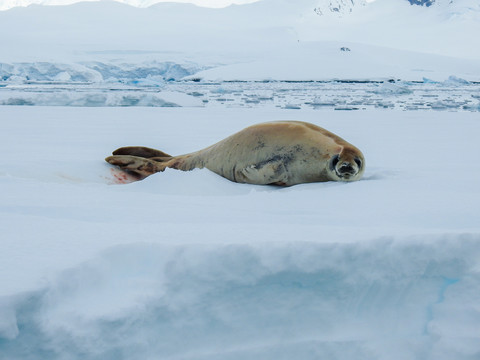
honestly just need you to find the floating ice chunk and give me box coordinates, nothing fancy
[430,99,464,110]
[70,94,107,107]
[284,104,301,109]
[155,91,204,107]
[462,102,480,112]
[334,106,360,110]
[373,82,413,95]
[211,87,236,94]
[445,75,470,85]
[1,98,35,106]
[423,77,438,84]
[0,90,202,107]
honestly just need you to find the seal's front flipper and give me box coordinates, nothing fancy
[238,160,289,186]
[105,155,167,179]
[112,146,172,159]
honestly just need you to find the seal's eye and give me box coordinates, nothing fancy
[354,158,362,168]
[330,155,340,171]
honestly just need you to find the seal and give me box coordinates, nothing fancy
[105,121,365,186]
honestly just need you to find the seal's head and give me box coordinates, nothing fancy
[328,148,365,182]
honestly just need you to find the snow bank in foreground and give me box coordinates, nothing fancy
[1,238,479,360]
[1,107,479,359]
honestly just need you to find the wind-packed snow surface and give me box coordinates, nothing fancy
[1,107,480,360]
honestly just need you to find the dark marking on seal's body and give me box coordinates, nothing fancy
[106,121,365,186]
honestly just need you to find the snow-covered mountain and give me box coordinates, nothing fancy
[0,0,478,80]
[408,0,435,6]
[312,0,370,16]
[310,0,480,17]
[1,0,479,26]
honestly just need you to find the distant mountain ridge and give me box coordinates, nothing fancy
[313,0,369,16]
[1,0,479,12]
[0,0,478,61]
[312,0,480,19]
[408,0,435,6]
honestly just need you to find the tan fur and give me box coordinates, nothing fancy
[106,121,365,186]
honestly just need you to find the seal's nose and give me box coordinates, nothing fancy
[338,163,354,174]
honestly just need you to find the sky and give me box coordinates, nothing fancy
[0,0,261,11]
[121,0,260,7]
[162,0,259,6]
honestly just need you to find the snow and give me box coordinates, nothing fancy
[1,0,480,359]
[189,42,480,81]
[1,106,480,359]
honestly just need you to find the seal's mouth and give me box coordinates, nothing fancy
[330,155,361,180]
[335,169,356,180]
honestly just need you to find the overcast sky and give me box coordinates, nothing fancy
[166,0,259,7]
[0,0,262,11]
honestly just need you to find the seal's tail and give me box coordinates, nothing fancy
[105,146,173,179]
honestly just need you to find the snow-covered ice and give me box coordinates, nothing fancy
[1,0,480,359]
[1,106,480,359]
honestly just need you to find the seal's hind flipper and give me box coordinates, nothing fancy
[112,146,172,159]
[105,155,167,179]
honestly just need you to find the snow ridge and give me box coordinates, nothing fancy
[1,237,480,360]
